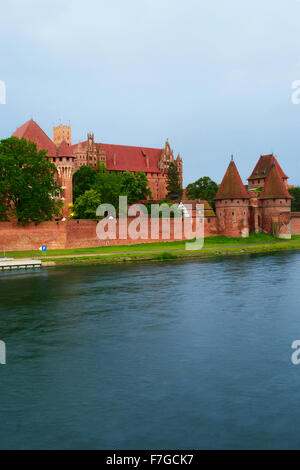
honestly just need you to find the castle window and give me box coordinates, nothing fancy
[237,200,240,204]
[232,212,234,215]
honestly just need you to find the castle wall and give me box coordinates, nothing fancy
[215,199,250,237]
[261,199,291,234]
[66,217,218,248]
[1,201,294,252]
[0,216,218,252]
[291,213,300,235]
[0,221,67,251]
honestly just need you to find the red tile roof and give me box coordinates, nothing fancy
[12,120,57,157]
[260,163,292,199]
[72,141,164,173]
[214,160,250,200]
[57,140,74,157]
[13,120,167,173]
[103,143,164,172]
[248,154,287,180]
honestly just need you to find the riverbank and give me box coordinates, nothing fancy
[3,234,300,268]
[41,238,300,266]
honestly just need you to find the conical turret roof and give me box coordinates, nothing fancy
[248,154,287,181]
[260,163,292,199]
[214,160,250,200]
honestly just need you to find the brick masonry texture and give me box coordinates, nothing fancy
[0,217,218,252]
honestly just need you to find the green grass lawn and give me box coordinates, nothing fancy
[3,233,300,259]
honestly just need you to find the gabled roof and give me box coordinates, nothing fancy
[12,120,57,157]
[101,143,164,172]
[72,141,165,172]
[248,154,287,181]
[214,160,250,200]
[57,140,73,157]
[260,163,292,199]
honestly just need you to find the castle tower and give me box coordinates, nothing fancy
[53,123,72,147]
[157,140,183,200]
[259,163,292,238]
[214,157,250,237]
[248,154,288,190]
[55,140,76,216]
[176,154,183,187]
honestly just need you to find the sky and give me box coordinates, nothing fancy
[1,0,300,186]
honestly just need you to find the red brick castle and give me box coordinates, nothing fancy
[11,119,298,241]
[12,120,183,212]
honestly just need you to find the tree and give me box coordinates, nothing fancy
[120,171,152,204]
[93,166,123,209]
[289,187,300,212]
[166,162,182,200]
[73,189,101,219]
[93,168,152,209]
[0,137,62,225]
[72,165,97,203]
[73,164,153,216]
[185,176,218,205]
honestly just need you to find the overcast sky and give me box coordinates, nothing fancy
[1,0,300,186]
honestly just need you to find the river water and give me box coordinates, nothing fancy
[1,252,300,449]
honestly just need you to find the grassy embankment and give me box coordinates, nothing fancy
[3,233,300,266]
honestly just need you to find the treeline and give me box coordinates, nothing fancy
[72,164,152,219]
[72,162,184,219]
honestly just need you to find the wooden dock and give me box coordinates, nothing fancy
[0,259,42,270]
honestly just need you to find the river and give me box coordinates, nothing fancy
[1,252,300,449]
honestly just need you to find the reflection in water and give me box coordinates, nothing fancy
[1,252,300,449]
